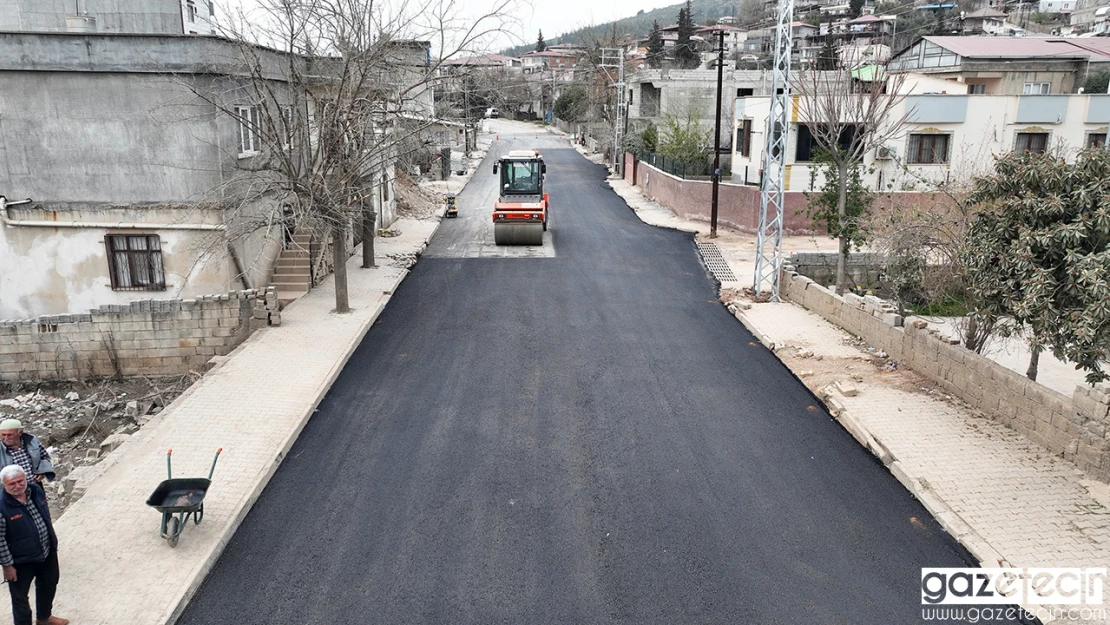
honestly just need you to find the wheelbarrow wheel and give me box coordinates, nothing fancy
[194,504,204,525]
[166,517,180,548]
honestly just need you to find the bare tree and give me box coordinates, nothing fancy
[181,0,518,313]
[794,67,908,295]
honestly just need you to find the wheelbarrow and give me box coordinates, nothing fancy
[145,448,222,547]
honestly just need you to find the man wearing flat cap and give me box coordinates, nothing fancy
[0,421,54,485]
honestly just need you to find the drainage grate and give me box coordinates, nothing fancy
[696,242,738,283]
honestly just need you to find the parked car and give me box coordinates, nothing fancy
[485,107,500,118]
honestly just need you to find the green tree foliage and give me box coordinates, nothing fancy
[553,85,589,122]
[803,151,874,269]
[965,149,1110,383]
[849,0,864,18]
[536,30,546,52]
[658,112,709,167]
[1084,70,1110,95]
[647,20,665,68]
[675,0,701,69]
[642,124,658,152]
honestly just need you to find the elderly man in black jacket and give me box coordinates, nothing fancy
[0,465,67,625]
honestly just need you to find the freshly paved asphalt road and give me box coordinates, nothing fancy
[179,127,1014,624]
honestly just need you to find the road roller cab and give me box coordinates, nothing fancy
[492,150,548,245]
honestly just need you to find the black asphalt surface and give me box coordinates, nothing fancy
[179,132,1022,625]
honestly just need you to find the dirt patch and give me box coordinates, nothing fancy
[0,375,198,515]
[395,167,444,220]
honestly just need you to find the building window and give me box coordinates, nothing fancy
[186,1,197,23]
[906,133,950,164]
[795,124,857,162]
[236,105,260,155]
[209,0,215,16]
[737,87,754,97]
[1015,132,1049,154]
[105,235,165,291]
[1087,133,1107,148]
[736,119,753,157]
[1023,82,1051,95]
[968,83,986,94]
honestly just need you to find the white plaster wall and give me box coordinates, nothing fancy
[0,223,228,319]
[732,94,1110,192]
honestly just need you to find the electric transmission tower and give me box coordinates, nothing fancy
[600,48,626,174]
[753,0,794,300]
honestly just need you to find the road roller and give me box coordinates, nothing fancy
[492,150,548,245]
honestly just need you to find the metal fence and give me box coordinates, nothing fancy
[634,151,731,180]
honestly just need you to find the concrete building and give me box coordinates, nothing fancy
[1070,0,1110,32]
[1039,0,1077,12]
[436,53,521,76]
[730,86,1110,192]
[962,8,1008,34]
[0,32,412,318]
[0,0,216,35]
[887,36,1110,94]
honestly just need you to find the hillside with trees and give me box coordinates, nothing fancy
[500,0,743,56]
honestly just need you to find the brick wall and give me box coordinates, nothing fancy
[0,288,281,382]
[780,270,1110,481]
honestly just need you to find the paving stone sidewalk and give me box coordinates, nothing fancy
[46,218,440,625]
[608,175,1110,624]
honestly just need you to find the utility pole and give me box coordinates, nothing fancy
[754,0,794,300]
[600,48,626,174]
[710,30,725,238]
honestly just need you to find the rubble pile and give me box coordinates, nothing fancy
[0,376,196,514]
[395,167,443,220]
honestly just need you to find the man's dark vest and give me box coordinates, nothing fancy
[0,483,54,564]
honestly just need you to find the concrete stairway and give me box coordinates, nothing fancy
[268,232,313,302]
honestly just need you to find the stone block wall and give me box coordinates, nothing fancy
[780,270,1110,482]
[0,287,281,382]
[786,252,887,292]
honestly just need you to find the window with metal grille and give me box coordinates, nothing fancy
[1015,132,1049,154]
[236,105,260,155]
[968,83,986,94]
[1087,133,1107,149]
[736,119,752,157]
[105,235,165,291]
[906,133,950,164]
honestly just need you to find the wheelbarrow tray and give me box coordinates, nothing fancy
[145,478,211,513]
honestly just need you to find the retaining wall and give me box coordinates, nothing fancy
[0,288,281,382]
[787,252,887,291]
[780,270,1110,482]
[624,153,950,238]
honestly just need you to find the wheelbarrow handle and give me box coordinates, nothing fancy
[166,449,173,480]
[208,448,223,480]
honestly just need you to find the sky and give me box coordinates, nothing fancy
[223,0,683,52]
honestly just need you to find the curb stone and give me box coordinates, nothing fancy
[733,310,776,351]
